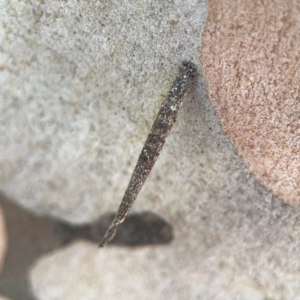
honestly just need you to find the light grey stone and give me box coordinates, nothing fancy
[2,0,300,299]
[0,0,207,223]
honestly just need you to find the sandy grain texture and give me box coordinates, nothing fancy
[0,0,206,223]
[2,1,300,299]
[201,0,300,204]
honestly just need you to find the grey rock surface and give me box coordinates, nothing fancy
[2,0,300,299]
[0,0,206,223]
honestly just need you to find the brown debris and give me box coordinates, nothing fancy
[0,205,7,275]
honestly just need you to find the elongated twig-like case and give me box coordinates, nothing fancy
[99,61,198,247]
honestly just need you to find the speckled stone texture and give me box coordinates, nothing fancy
[2,0,300,299]
[201,0,300,204]
[0,0,206,223]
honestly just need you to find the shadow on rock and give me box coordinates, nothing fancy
[0,192,173,300]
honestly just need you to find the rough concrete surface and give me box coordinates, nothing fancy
[1,0,300,299]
